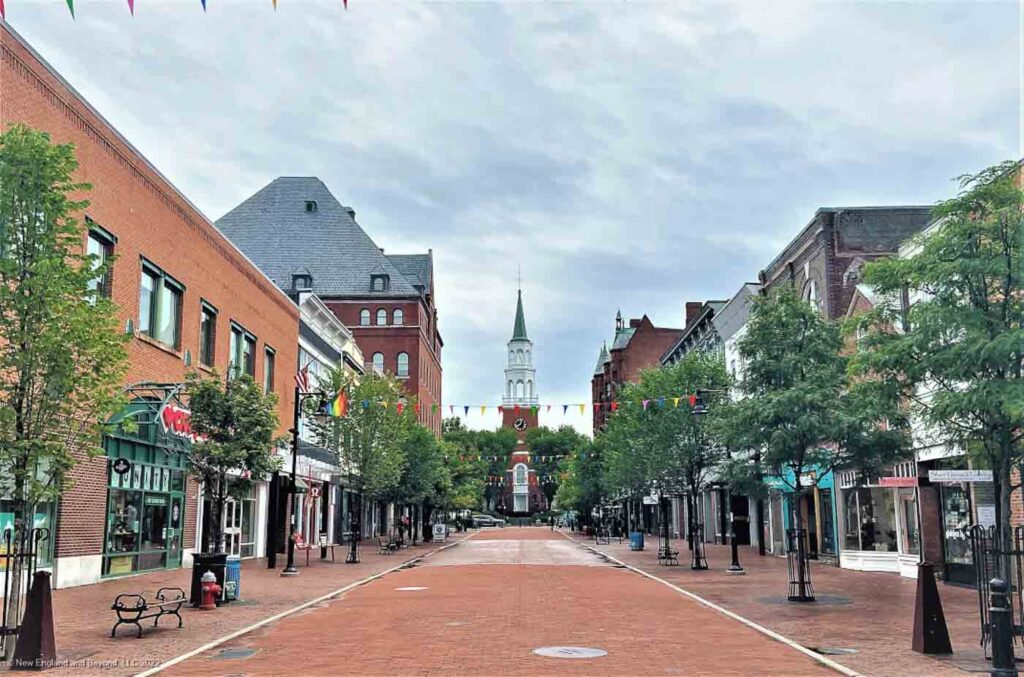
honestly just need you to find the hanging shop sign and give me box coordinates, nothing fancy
[112,458,132,476]
[160,403,197,441]
[928,469,993,483]
[878,476,919,488]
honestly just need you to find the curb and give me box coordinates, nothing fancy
[560,532,862,677]
[134,537,464,676]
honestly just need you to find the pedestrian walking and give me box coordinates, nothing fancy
[549,516,555,531]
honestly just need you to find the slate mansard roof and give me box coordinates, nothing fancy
[215,177,432,299]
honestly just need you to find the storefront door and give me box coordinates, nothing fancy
[940,483,974,584]
[224,500,242,556]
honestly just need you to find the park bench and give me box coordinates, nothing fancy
[378,535,397,555]
[293,532,314,566]
[318,532,338,562]
[657,546,679,566]
[595,529,611,545]
[110,587,186,638]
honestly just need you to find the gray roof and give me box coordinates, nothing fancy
[610,327,636,351]
[215,177,427,299]
[593,343,609,376]
[711,284,760,343]
[387,254,432,291]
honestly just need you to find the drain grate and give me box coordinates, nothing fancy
[213,647,259,661]
[533,646,607,659]
[808,647,859,656]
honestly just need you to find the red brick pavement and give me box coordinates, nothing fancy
[1,536,466,676]
[170,528,832,676]
[567,532,984,676]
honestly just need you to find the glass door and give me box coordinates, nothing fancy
[224,500,242,556]
[169,496,182,566]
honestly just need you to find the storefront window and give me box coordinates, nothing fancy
[842,487,897,552]
[899,488,920,555]
[941,484,972,564]
[0,501,56,567]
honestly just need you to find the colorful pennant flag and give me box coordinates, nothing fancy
[481,406,486,415]
[689,394,697,407]
[432,403,438,413]
[361,399,370,409]
[66,0,74,17]
[449,405,454,414]
[201,0,206,12]
[578,404,585,415]
[642,399,650,410]
[414,403,421,414]
[563,405,569,415]
[611,402,619,411]
[657,397,665,408]
[1,0,5,21]
[127,0,134,14]
[546,405,551,413]
[464,405,470,416]
[396,402,404,415]
[672,397,680,408]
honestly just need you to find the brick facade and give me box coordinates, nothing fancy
[592,316,683,431]
[1,25,298,573]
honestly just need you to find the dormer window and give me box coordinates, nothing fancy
[305,200,318,213]
[291,273,312,291]
[371,274,389,292]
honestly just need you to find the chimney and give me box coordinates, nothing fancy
[629,319,641,328]
[685,301,703,327]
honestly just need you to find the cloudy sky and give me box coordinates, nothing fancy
[6,0,1019,435]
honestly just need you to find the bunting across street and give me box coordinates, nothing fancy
[0,0,350,18]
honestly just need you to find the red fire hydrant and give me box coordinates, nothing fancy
[199,570,221,610]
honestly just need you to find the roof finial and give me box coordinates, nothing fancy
[517,264,522,292]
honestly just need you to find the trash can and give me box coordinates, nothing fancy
[224,555,241,601]
[190,552,227,607]
[629,531,645,551]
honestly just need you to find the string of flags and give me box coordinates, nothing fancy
[0,0,348,20]
[485,474,567,486]
[443,453,570,463]
[303,394,704,418]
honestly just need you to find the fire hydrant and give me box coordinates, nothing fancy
[199,570,221,610]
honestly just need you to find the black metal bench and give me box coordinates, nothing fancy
[110,587,186,638]
[658,546,680,566]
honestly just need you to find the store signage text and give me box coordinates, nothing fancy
[112,458,132,476]
[878,476,919,488]
[928,469,993,483]
[160,403,205,442]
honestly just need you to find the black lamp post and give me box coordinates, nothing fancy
[282,387,328,577]
[690,395,709,570]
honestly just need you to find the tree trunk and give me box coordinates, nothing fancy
[995,451,1014,580]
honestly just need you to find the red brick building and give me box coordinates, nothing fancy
[591,312,683,432]
[1,24,299,587]
[215,178,443,437]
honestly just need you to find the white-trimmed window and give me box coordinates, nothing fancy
[376,309,387,325]
[372,352,384,374]
[396,352,409,377]
[393,309,403,325]
[359,309,370,326]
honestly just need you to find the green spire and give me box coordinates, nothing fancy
[512,289,528,340]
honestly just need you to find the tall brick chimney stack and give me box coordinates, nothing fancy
[685,301,703,327]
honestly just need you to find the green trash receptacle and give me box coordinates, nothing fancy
[224,555,241,601]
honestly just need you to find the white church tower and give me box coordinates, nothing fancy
[503,288,538,406]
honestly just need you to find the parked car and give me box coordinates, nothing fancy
[472,514,506,528]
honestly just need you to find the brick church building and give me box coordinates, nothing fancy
[216,177,443,436]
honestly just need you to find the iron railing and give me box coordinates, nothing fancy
[1,525,50,661]
[967,524,1024,654]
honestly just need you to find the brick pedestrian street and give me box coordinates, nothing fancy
[169,529,829,676]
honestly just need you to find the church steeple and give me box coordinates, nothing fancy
[512,289,528,340]
[504,286,537,406]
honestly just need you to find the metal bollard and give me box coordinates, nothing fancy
[990,578,1018,676]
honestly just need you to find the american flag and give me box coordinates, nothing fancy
[295,364,311,392]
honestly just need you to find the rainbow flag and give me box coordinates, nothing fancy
[328,389,347,417]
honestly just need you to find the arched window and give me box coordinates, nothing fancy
[516,349,524,363]
[527,380,533,398]
[376,309,387,325]
[509,350,514,362]
[803,280,820,314]
[525,350,531,362]
[359,309,370,326]
[514,464,528,486]
[516,380,524,398]
[507,380,513,397]
[372,352,384,373]
[393,309,403,326]
[396,352,409,377]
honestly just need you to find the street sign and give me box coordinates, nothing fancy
[928,469,993,483]
[112,458,132,475]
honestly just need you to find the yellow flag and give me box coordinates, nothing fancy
[481,406,486,415]
[672,397,680,408]
[381,401,388,409]
[578,404,585,415]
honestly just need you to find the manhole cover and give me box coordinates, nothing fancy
[395,586,427,591]
[213,647,259,661]
[809,647,859,656]
[533,646,607,659]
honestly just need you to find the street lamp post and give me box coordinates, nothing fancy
[282,386,328,577]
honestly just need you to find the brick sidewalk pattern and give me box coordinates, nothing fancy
[567,532,984,676]
[170,529,831,676]
[1,536,468,676]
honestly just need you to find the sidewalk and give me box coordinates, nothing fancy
[2,535,467,676]
[567,532,983,676]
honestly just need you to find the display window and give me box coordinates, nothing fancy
[841,487,897,552]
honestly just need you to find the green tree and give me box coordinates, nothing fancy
[185,372,282,554]
[854,161,1023,565]
[554,439,606,523]
[525,425,586,505]
[603,353,731,539]
[723,287,906,595]
[0,125,129,644]
[310,369,409,540]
